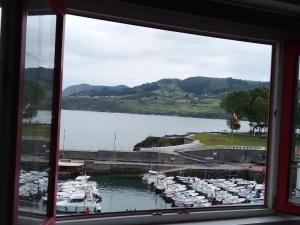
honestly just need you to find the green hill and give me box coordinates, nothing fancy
[62,76,268,118]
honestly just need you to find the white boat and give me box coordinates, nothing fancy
[76,175,91,181]
[142,170,159,185]
[56,193,101,213]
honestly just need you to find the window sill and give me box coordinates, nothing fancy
[54,208,298,225]
[169,215,300,225]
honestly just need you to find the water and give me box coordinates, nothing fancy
[94,175,170,212]
[30,111,256,213]
[34,110,250,151]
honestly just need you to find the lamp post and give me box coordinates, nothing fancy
[114,132,116,151]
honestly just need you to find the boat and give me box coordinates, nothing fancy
[142,170,159,185]
[56,192,101,213]
[19,170,49,199]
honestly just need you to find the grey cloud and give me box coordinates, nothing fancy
[25,15,57,69]
[63,15,272,88]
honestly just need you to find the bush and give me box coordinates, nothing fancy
[133,136,185,150]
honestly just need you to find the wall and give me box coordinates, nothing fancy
[61,150,195,164]
[183,148,266,164]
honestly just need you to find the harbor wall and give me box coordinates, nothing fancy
[183,148,266,163]
[61,150,196,164]
[21,139,266,165]
[83,160,176,174]
[62,148,266,165]
[20,139,266,176]
[21,139,50,155]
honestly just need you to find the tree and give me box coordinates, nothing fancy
[242,87,269,134]
[221,87,269,134]
[220,90,249,119]
[226,114,241,133]
[23,79,47,122]
[23,103,37,123]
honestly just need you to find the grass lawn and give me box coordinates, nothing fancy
[22,123,51,138]
[192,132,267,147]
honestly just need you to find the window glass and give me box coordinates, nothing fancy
[18,1,56,224]
[57,15,271,216]
[289,57,300,205]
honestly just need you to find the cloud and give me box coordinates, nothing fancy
[63,15,272,89]
[25,15,56,69]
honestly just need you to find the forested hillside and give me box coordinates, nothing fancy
[62,76,268,118]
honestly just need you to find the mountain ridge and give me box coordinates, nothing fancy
[63,76,267,97]
[61,76,268,119]
[23,67,269,118]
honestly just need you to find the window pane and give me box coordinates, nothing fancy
[289,57,300,205]
[18,1,56,224]
[58,15,271,216]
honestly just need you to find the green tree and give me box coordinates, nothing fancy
[23,103,37,123]
[23,79,46,122]
[221,87,269,134]
[226,116,241,133]
[243,87,269,134]
[220,90,249,119]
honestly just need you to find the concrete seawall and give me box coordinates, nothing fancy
[20,139,266,175]
[182,148,266,163]
[21,139,266,165]
[21,138,50,154]
[61,150,197,165]
[59,149,266,175]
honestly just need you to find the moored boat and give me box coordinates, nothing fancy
[56,192,101,213]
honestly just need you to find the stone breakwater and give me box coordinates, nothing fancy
[61,150,195,164]
[21,139,266,177]
[58,149,266,177]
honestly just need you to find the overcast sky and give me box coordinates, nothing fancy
[62,15,272,89]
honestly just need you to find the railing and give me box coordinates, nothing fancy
[196,145,266,151]
[139,140,200,153]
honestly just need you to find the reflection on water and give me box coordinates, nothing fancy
[94,175,170,212]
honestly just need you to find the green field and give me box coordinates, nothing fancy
[192,132,267,147]
[22,123,51,138]
[62,95,226,119]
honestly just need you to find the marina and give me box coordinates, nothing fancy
[143,171,264,208]
[18,169,264,215]
[55,175,102,213]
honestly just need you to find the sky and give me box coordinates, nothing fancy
[25,15,56,70]
[62,15,271,89]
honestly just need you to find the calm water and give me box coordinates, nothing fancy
[30,111,254,213]
[94,175,170,212]
[34,110,250,151]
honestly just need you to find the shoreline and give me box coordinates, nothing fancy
[60,108,229,120]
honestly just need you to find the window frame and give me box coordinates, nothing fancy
[54,12,280,224]
[276,43,300,215]
[46,2,65,223]
[14,1,290,225]
[14,0,66,225]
